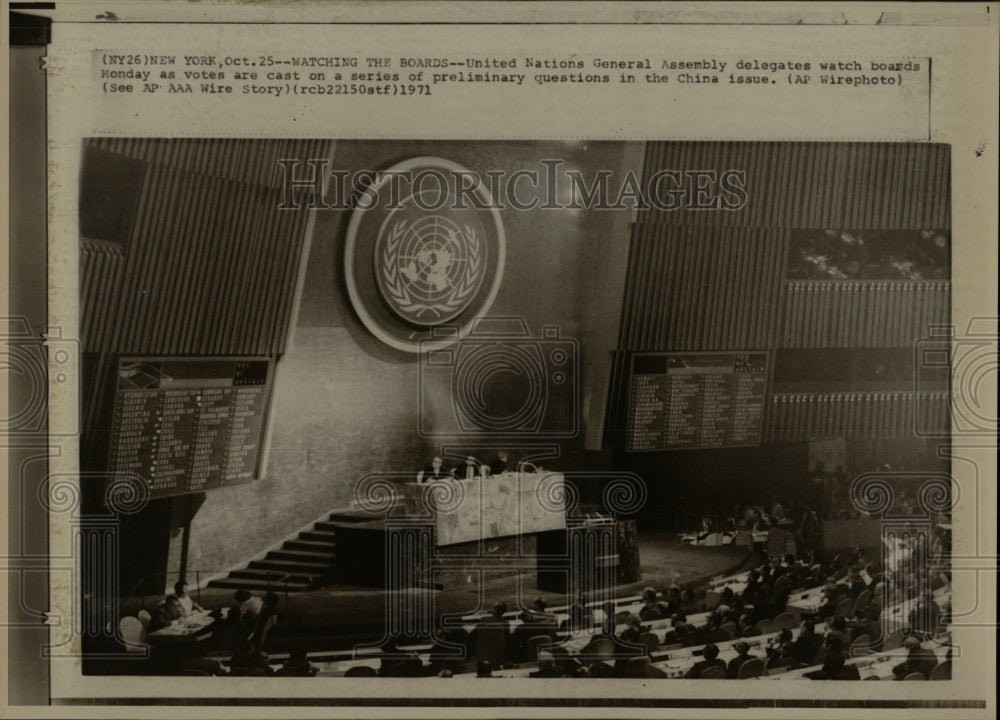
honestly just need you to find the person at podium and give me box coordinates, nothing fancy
[417,455,454,484]
[452,455,482,481]
[488,450,509,475]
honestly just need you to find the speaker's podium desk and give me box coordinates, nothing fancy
[399,472,567,546]
[335,473,565,587]
[335,473,638,591]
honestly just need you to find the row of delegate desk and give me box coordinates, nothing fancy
[137,590,658,654]
[311,573,952,678]
[141,575,727,652]
[703,567,951,622]
[456,575,948,677]
[142,576,951,681]
[313,612,952,680]
[704,573,829,617]
[144,609,219,644]
[495,628,952,681]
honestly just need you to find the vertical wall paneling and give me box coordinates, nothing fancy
[781,282,950,348]
[80,138,333,442]
[80,139,332,358]
[616,226,790,352]
[634,142,949,229]
[762,391,949,441]
[609,142,951,446]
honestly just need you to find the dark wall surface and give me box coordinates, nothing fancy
[172,141,640,579]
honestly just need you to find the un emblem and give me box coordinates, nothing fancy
[376,212,485,325]
[345,157,506,352]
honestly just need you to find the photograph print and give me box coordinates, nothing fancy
[73,137,955,690]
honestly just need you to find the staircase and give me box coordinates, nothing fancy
[207,512,371,592]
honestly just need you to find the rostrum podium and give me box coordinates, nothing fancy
[537,517,640,594]
[334,472,639,592]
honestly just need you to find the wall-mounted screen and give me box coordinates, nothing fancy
[626,351,768,452]
[107,357,274,498]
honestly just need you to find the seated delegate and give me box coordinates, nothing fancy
[417,455,454,483]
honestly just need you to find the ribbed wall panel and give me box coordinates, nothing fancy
[603,350,631,438]
[608,142,951,446]
[80,241,126,352]
[84,138,332,190]
[618,225,788,351]
[782,281,950,347]
[111,161,168,353]
[81,353,116,444]
[79,139,328,356]
[763,392,949,441]
[639,142,950,229]
[232,191,270,353]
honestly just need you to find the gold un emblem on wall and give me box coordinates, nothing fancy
[345,157,506,352]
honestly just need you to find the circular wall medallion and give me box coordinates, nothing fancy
[374,197,487,326]
[345,157,505,353]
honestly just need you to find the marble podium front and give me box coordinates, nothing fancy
[402,472,567,547]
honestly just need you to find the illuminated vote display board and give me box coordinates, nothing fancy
[626,351,768,452]
[107,357,274,498]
